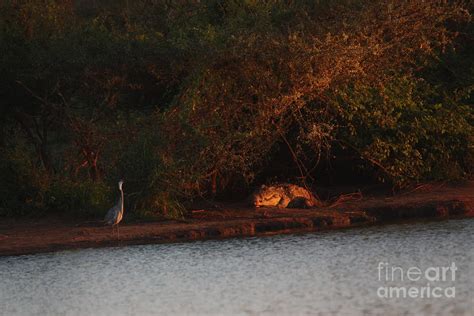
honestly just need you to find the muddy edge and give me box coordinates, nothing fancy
[1,197,472,256]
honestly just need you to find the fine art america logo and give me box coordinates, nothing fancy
[377,262,457,299]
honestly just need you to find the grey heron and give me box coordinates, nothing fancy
[105,180,124,239]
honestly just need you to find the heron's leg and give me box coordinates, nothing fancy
[117,224,120,241]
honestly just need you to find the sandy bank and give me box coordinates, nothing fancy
[0,182,473,256]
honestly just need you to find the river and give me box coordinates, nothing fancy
[1,219,472,315]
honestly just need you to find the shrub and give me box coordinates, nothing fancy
[45,179,111,217]
[0,138,48,216]
[0,0,471,218]
[328,76,473,187]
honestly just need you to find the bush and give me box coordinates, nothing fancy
[0,0,472,218]
[45,179,111,217]
[329,76,473,186]
[0,132,112,218]
[0,137,49,216]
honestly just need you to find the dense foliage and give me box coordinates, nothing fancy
[1,0,472,218]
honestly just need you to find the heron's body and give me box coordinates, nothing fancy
[104,201,123,226]
[105,180,124,226]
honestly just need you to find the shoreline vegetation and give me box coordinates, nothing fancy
[1,0,473,235]
[1,181,472,256]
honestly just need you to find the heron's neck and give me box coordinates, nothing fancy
[120,189,124,211]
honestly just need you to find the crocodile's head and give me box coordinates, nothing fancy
[252,185,281,207]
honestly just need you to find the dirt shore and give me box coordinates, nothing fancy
[1,182,473,256]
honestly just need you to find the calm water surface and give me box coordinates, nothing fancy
[1,219,473,315]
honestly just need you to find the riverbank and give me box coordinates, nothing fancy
[1,182,473,256]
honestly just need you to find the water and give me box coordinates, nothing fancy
[1,219,473,316]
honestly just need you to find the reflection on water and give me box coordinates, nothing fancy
[0,219,473,315]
